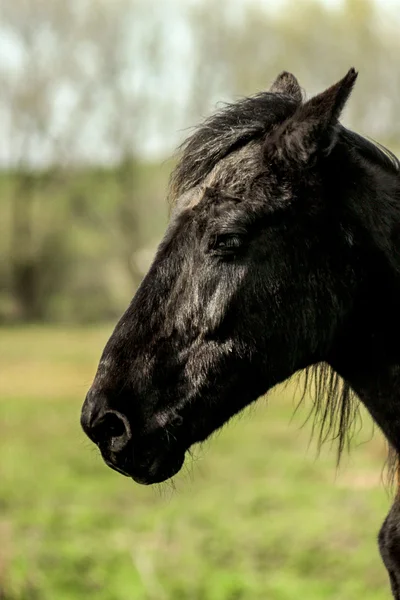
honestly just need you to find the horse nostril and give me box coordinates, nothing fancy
[95,412,124,437]
[90,410,131,451]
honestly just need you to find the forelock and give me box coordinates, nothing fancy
[169,92,299,206]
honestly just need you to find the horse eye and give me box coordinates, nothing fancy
[213,234,243,252]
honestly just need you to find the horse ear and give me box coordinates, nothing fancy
[268,68,358,163]
[269,71,302,103]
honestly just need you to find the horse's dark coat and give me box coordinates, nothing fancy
[81,69,400,597]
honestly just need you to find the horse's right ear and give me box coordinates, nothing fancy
[266,68,358,165]
[269,72,302,103]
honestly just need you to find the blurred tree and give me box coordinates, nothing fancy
[1,1,82,320]
[1,0,400,321]
[0,0,166,320]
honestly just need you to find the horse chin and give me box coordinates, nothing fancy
[102,446,186,485]
[134,449,186,485]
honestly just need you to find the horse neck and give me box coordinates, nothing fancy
[330,150,400,452]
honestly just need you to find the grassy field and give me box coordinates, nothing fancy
[0,326,394,599]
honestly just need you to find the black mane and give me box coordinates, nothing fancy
[339,127,400,175]
[169,92,299,202]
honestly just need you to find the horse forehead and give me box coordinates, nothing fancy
[174,186,204,212]
[173,140,264,214]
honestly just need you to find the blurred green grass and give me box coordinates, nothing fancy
[0,326,393,599]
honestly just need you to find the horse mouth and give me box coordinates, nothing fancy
[101,446,186,485]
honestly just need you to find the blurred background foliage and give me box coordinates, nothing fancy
[1,0,400,599]
[1,0,400,323]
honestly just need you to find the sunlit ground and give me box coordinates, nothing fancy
[0,326,393,599]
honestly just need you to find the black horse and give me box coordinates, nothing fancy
[81,69,400,597]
